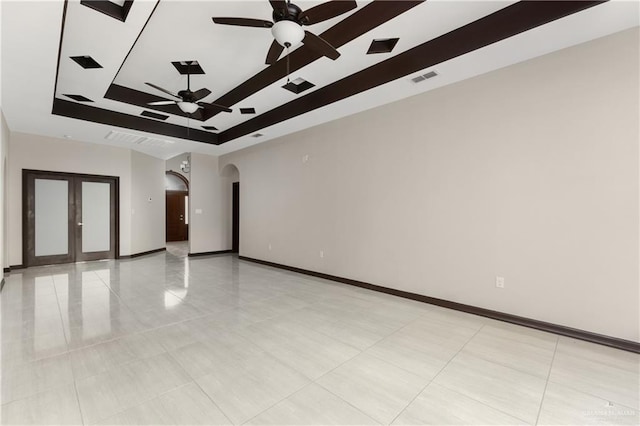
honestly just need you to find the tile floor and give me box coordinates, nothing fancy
[1,248,638,425]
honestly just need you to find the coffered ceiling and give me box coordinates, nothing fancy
[1,1,638,159]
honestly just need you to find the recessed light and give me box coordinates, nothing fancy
[171,60,205,75]
[141,110,169,121]
[63,94,94,102]
[63,135,72,139]
[70,55,102,69]
[367,38,400,54]
[282,77,315,95]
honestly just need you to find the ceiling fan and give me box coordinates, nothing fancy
[212,0,357,65]
[145,61,232,119]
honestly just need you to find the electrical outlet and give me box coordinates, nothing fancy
[320,250,324,258]
[496,276,505,288]
[302,155,309,163]
[268,243,272,251]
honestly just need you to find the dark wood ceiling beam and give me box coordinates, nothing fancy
[52,98,218,144]
[211,0,425,113]
[105,84,201,120]
[218,0,605,143]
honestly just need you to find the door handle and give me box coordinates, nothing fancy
[78,222,83,226]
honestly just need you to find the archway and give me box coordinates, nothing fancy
[165,170,189,244]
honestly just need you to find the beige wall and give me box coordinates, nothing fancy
[7,132,166,264]
[0,111,9,274]
[189,153,233,254]
[165,153,190,181]
[131,150,165,254]
[222,28,640,342]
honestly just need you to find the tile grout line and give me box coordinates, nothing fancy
[163,350,234,425]
[388,324,485,425]
[81,353,195,424]
[51,272,87,425]
[423,326,542,425]
[534,336,560,425]
[244,302,453,424]
[241,337,368,424]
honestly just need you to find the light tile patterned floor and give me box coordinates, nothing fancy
[1,251,638,425]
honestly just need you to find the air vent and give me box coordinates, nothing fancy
[411,71,438,83]
[105,130,145,144]
[104,131,173,147]
[135,137,174,147]
[240,108,256,115]
[202,126,218,131]
[251,133,263,138]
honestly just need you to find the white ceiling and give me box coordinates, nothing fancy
[1,0,638,160]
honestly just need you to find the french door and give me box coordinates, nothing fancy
[23,170,118,267]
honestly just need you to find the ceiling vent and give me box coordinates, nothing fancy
[251,133,263,138]
[136,137,174,147]
[411,71,438,83]
[105,130,145,144]
[105,131,173,147]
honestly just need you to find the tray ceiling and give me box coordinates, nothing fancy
[2,1,638,159]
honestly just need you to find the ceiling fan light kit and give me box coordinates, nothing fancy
[177,102,199,114]
[271,20,305,48]
[212,0,357,64]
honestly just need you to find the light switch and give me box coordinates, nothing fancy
[195,209,203,214]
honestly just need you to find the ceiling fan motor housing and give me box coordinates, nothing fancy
[178,90,196,102]
[272,2,302,23]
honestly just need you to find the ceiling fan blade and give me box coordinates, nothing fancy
[212,17,273,28]
[148,100,176,106]
[303,31,340,60]
[198,102,232,114]
[191,88,212,102]
[299,0,357,25]
[265,39,284,65]
[269,0,289,18]
[145,82,180,99]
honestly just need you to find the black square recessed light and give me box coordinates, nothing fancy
[282,77,315,95]
[366,38,400,54]
[141,110,169,121]
[202,126,218,131]
[63,94,94,102]
[70,55,103,69]
[171,61,205,75]
[80,0,133,22]
[240,108,256,115]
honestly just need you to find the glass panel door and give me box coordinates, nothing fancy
[25,173,74,266]
[24,171,118,267]
[81,181,111,253]
[34,179,69,256]
[75,176,116,262]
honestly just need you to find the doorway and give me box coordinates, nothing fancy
[232,182,239,253]
[165,171,189,242]
[23,170,118,267]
